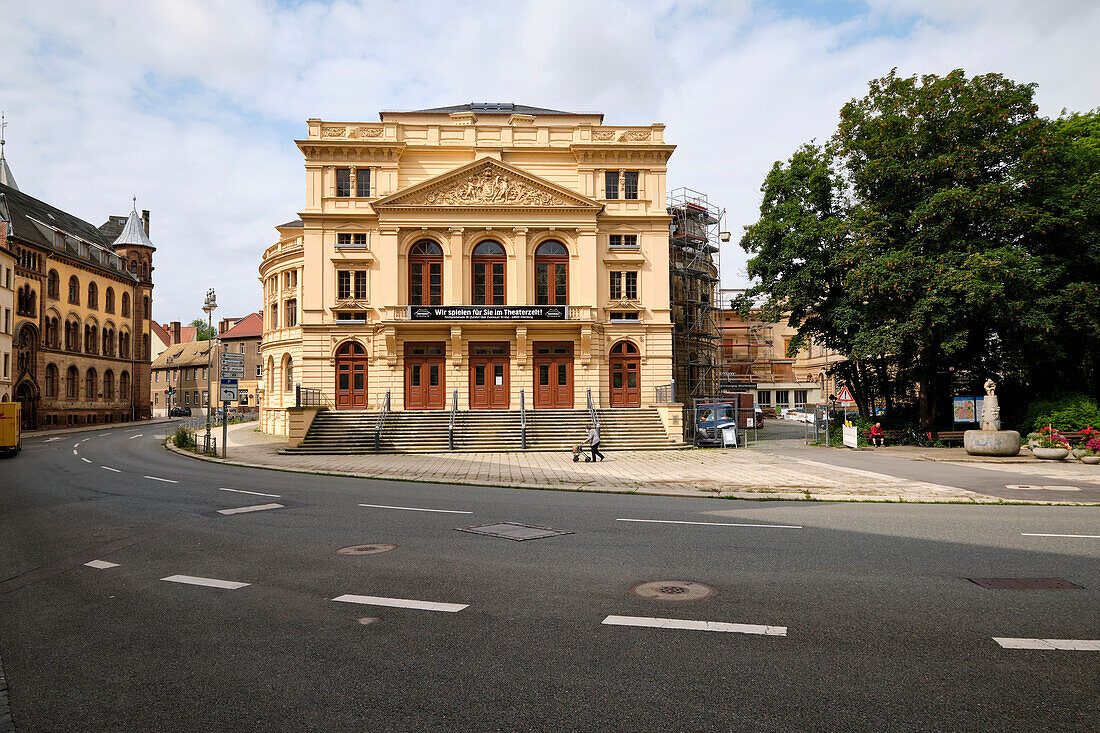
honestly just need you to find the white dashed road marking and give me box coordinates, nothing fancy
[161,575,250,590]
[128,434,143,439]
[994,638,1100,651]
[358,503,473,514]
[72,449,78,455]
[73,443,80,448]
[84,560,120,569]
[220,488,282,498]
[144,475,178,483]
[44,437,61,443]
[217,503,284,515]
[1005,484,1081,491]
[1022,533,1100,539]
[332,594,468,613]
[80,457,91,464]
[101,466,121,473]
[602,615,787,636]
[616,518,803,529]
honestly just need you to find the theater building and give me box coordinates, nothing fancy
[259,104,681,442]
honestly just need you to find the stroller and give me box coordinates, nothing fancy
[572,443,593,462]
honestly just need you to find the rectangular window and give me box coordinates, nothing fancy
[3,353,7,377]
[337,270,351,300]
[335,168,351,197]
[608,234,638,249]
[285,299,297,327]
[335,311,367,321]
[270,303,278,328]
[201,391,207,406]
[609,271,621,300]
[623,171,638,199]
[609,312,639,322]
[775,390,790,407]
[155,371,159,383]
[154,394,158,406]
[256,364,262,378]
[624,271,637,300]
[184,392,190,405]
[794,389,808,407]
[356,168,371,197]
[202,367,207,381]
[354,271,367,300]
[758,391,771,407]
[604,171,619,199]
[239,343,245,353]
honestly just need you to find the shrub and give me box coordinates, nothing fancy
[1020,393,1100,434]
[173,425,194,449]
[828,415,873,447]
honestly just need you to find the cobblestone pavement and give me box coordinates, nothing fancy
[155,422,1095,504]
[0,652,14,733]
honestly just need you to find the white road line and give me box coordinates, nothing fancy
[80,457,92,463]
[84,560,120,569]
[128,434,143,440]
[616,518,803,529]
[144,475,178,483]
[217,503,284,515]
[101,466,121,473]
[994,637,1100,651]
[162,574,250,590]
[220,488,282,498]
[73,442,80,448]
[72,449,78,455]
[602,615,787,636]
[44,437,61,443]
[332,594,468,613]
[81,438,90,443]
[1022,533,1100,539]
[357,503,473,515]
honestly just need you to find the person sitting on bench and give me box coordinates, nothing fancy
[869,422,885,447]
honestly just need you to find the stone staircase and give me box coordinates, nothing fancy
[284,407,683,454]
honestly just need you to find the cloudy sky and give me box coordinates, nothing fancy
[2,0,1096,324]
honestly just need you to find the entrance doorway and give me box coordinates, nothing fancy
[15,382,36,430]
[335,341,368,409]
[533,342,573,408]
[469,342,509,409]
[609,340,641,407]
[404,342,445,409]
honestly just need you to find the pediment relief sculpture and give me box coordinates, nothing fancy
[405,168,571,207]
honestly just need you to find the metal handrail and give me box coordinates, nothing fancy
[374,390,390,451]
[296,385,332,409]
[654,383,675,403]
[586,388,600,431]
[448,389,458,451]
[520,388,527,450]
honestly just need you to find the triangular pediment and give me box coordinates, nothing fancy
[373,158,601,210]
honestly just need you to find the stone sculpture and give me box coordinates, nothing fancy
[964,378,1020,456]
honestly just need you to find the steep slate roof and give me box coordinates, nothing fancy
[0,182,138,281]
[0,154,16,190]
[112,206,156,250]
[151,341,214,369]
[220,311,262,340]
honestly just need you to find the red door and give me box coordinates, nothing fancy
[404,342,445,409]
[533,342,573,408]
[335,341,368,409]
[469,342,509,409]
[609,340,640,407]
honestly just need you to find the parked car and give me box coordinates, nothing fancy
[695,403,741,445]
[169,406,192,417]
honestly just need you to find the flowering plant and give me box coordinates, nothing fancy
[1033,426,1072,449]
[1084,437,1100,456]
[1075,426,1099,448]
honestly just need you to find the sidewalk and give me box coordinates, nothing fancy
[160,422,1098,505]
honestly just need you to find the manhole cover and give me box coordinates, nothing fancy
[457,522,573,541]
[967,577,1083,590]
[335,543,398,555]
[631,580,716,601]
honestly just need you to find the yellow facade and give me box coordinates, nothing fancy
[260,105,677,436]
[1,245,13,401]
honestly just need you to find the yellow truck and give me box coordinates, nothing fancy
[0,402,21,456]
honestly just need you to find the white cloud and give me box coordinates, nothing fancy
[0,0,1096,320]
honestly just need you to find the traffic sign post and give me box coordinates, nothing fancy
[218,378,238,459]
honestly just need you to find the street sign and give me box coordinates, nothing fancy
[220,353,244,364]
[219,378,238,402]
[221,366,245,378]
[837,386,854,403]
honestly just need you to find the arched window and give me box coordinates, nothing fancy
[85,368,98,400]
[472,241,505,306]
[47,270,59,299]
[66,366,79,399]
[45,364,58,397]
[45,317,59,348]
[68,276,80,304]
[65,318,81,351]
[88,282,98,309]
[84,322,98,354]
[119,330,131,359]
[105,287,115,313]
[119,371,130,398]
[104,370,114,401]
[121,292,130,317]
[535,240,568,305]
[284,356,294,391]
[408,240,443,306]
[266,356,274,392]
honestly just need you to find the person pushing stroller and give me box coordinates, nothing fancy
[582,422,604,462]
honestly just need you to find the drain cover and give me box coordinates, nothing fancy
[457,522,573,541]
[335,543,397,555]
[968,577,1083,589]
[631,580,716,601]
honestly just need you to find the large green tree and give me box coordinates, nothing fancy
[189,318,216,341]
[739,69,1089,428]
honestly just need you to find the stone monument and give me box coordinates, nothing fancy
[963,379,1020,456]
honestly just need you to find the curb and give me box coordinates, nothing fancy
[162,440,1096,506]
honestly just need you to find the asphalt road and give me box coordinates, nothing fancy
[1,424,1097,732]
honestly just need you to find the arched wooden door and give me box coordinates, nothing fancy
[335,341,368,409]
[609,340,641,407]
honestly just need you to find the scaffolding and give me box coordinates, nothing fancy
[717,289,776,391]
[668,187,723,404]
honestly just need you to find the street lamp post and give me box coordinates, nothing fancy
[203,289,217,453]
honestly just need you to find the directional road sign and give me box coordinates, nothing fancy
[219,378,239,402]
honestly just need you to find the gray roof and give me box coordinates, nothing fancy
[277,219,304,228]
[0,154,16,191]
[380,102,586,119]
[0,182,138,281]
[112,206,156,250]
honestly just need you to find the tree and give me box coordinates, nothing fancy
[189,318,216,341]
[741,69,1069,428]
